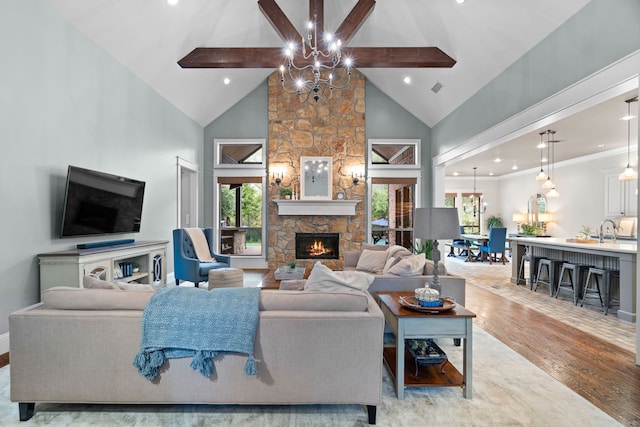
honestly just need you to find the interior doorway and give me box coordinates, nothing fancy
[176,157,198,228]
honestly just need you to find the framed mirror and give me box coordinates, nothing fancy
[300,156,332,200]
[527,193,547,223]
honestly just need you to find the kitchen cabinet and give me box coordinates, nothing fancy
[605,173,637,217]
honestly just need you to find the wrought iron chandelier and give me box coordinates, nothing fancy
[279,3,352,103]
[463,167,487,218]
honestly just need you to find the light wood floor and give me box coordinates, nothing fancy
[446,257,640,427]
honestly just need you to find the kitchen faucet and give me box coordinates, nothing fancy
[598,219,617,243]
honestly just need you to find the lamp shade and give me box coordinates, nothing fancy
[512,212,526,222]
[414,208,461,240]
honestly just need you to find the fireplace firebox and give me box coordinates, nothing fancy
[295,233,339,260]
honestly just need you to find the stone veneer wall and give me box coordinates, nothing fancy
[267,69,366,270]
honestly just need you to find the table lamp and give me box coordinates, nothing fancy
[414,207,461,293]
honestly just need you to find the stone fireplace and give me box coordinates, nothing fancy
[295,233,340,260]
[267,69,366,270]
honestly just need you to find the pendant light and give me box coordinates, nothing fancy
[463,167,487,218]
[542,131,555,189]
[619,97,638,181]
[535,131,548,181]
[546,130,559,198]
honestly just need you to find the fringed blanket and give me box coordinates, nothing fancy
[133,286,260,381]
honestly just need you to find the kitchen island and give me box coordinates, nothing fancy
[510,237,637,323]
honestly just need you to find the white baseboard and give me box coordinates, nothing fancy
[0,332,9,356]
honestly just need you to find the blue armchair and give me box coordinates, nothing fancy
[173,228,231,287]
[479,227,507,264]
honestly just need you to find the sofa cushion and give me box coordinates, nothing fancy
[43,287,154,310]
[259,290,369,311]
[83,276,154,292]
[305,261,374,292]
[386,254,427,276]
[360,243,388,252]
[355,249,389,274]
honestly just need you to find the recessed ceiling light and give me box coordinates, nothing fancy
[453,171,459,176]
[167,0,179,5]
[489,172,494,176]
[511,165,518,170]
[494,158,501,163]
[542,157,548,162]
[597,143,607,148]
[456,0,465,4]
[223,77,231,85]
[403,76,411,85]
[621,114,637,121]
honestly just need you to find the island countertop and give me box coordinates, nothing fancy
[510,236,637,324]
[510,236,637,254]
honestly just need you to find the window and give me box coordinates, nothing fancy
[371,178,417,250]
[213,139,267,263]
[218,178,263,256]
[368,139,420,169]
[214,139,265,167]
[461,193,482,234]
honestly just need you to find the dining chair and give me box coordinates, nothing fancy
[479,227,508,264]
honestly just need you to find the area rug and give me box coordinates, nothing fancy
[0,327,620,426]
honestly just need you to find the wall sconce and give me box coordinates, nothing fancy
[271,169,284,186]
[351,170,364,185]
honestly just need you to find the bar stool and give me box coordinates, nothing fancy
[579,267,605,309]
[527,255,545,290]
[534,259,563,296]
[517,254,530,286]
[554,262,590,305]
[603,270,620,315]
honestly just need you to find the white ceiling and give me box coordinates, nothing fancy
[43,0,627,175]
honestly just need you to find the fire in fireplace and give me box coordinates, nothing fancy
[295,233,339,260]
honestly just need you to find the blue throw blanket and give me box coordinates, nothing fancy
[133,286,260,381]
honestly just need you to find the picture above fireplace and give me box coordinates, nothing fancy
[295,233,339,260]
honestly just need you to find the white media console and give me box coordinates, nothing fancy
[38,240,168,293]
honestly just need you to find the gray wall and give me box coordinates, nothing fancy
[365,81,433,206]
[0,1,203,335]
[432,0,640,155]
[203,83,269,228]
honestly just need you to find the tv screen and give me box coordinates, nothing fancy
[61,166,145,238]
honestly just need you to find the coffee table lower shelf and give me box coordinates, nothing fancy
[383,346,464,388]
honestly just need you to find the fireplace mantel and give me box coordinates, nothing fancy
[274,200,359,216]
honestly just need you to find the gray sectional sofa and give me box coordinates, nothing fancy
[343,248,466,306]
[9,287,384,424]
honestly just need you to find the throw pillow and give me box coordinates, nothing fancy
[361,243,388,252]
[355,249,389,274]
[83,276,120,290]
[424,259,448,275]
[386,254,427,276]
[304,261,374,292]
[115,282,154,291]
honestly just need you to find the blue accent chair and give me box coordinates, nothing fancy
[479,227,508,264]
[173,228,231,287]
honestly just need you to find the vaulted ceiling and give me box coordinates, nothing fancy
[42,0,592,128]
[45,0,635,177]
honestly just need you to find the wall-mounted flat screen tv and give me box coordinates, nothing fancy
[60,166,145,238]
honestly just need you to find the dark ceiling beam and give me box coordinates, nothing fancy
[258,0,301,43]
[178,46,456,69]
[178,48,285,68]
[335,0,376,45]
[345,47,456,68]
